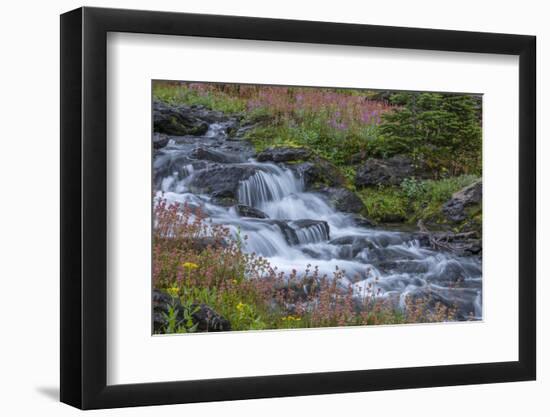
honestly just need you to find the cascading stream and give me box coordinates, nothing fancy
[154,120,482,319]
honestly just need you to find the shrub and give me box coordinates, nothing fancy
[379,92,482,176]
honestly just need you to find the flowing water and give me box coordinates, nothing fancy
[154,122,482,320]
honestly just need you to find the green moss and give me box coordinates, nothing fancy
[458,205,483,234]
[358,175,480,226]
[358,187,408,223]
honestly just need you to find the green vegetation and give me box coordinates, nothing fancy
[153,82,481,176]
[358,175,479,225]
[152,82,482,228]
[378,92,482,176]
[153,81,392,166]
[153,82,247,113]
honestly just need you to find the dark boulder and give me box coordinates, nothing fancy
[355,155,426,188]
[315,187,366,214]
[153,289,231,333]
[291,159,347,189]
[191,303,231,332]
[189,146,244,163]
[235,204,268,219]
[442,180,482,222]
[153,289,178,333]
[257,146,312,163]
[188,165,259,199]
[153,101,208,136]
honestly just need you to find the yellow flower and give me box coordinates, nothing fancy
[231,279,238,285]
[166,286,180,297]
[282,315,301,322]
[236,302,245,311]
[182,262,199,270]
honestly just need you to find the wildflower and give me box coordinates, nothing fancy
[236,302,245,311]
[231,279,238,285]
[166,286,180,297]
[183,262,199,270]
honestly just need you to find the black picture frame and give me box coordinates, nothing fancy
[60,6,536,410]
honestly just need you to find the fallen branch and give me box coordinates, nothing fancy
[416,220,479,254]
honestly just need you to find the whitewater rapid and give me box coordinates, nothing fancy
[154,122,482,319]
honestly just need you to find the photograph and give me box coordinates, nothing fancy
[152,81,483,334]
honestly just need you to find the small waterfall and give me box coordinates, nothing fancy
[205,122,229,139]
[238,164,302,207]
[291,221,330,244]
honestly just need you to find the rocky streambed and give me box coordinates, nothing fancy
[153,101,483,323]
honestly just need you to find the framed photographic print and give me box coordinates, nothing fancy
[60,6,536,410]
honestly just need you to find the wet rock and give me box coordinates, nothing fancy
[376,260,430,274]
[355,155,427,187]
[235,204,268,219]
[329,235,376,258]
[218,142,255,159]
[188,165,259,199]
[300,248,324,259]
[153,132,170,149]
[212,197,239,207]
[430,261,467,283]
[291,219,330,242]
[263,219,329,246]
[442,180,482,222]
[405,287,481,321]
[189,146,244,163]
[364,247,421,264]
[153,101,209,136]
[462,240,482,256]
[315,187,366,214]
[257,146,312,163]
[291,219,328,229]
[267,220,299,245]
[191,303,231,332]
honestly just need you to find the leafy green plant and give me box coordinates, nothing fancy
[161,300,200,334]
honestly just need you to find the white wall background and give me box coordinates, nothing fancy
[0,0,546,415]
